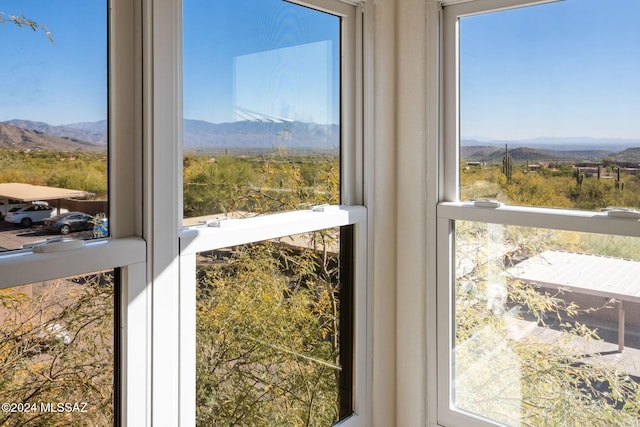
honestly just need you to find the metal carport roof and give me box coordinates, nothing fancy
[508,250,640,303]
[0,183,91,202]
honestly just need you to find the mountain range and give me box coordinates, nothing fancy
[1,119,639,161]
[0,119,339,153]
[5,119,108,145]
[462,137,640,163]
[0,122,104,152]
[183,119,339,152]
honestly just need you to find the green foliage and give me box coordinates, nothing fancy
[0,273,114,426]
[0,150,108,198]
[183,151,339,217]
[454,221,640,426]
[183,155,257,216]
[0,148,337,213]
[196,237,342,426]
[461,160,640,211]
[503,170,573,208]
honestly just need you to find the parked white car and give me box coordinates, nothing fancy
[0,199,26,218]
[4,203,54,227]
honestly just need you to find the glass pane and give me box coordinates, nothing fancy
[0,270,115,426]
[459,0,640,211]
[0,1,109,251]
[183,0,341,223]
[196,227,352,425]
[453,221,640,425]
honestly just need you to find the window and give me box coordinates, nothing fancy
[5,0,371,425]
[184,221,363,426]
[0,270,117,426]
[0,1,109,251]
[176,1,368,426]
[183,0,343,220]
[0,0,144,425]
[439,0,640,426]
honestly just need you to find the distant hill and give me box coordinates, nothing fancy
[63,120,108,143]
[462,137,640,152]
[611,147,640,162]
[5,119,107,145]
[183,119,339,152]
[463,146,615,162]
[461,146,502,160]
[3,119,339,153]
[0,122,104,152]
[5,119,637,159]
[460,137,637,163]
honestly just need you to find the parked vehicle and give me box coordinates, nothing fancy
[0,199,26,219]
[44,212,95,235]
[4,203,54,227]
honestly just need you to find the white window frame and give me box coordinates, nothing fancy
[179,206,368,426]
[148,0,372,425]
[0,0,375,426]
[434,0,640,426]
[0,0,148,426]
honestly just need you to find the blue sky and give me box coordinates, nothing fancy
[183,0,340,124]
[0,0,107,125]
[460,0,640,141]
[1,0,638,140]
[0,0,339,126]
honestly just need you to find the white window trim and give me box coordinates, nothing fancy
[0,0,148,425]
[178,206,368,426]
[0,238,144,289]
[0,239,149,427]
[434,1,640,426]
[147,0,371,426]
[0,0,376,426]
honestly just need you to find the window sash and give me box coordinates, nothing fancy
[0,0,145,422]
[438,202,640,238]
[180,205,366,254]
[0,237,148,427]
[438,1,640,426]
[442,0,566,203]
[178,206,368,426]
[0,238,145,289]
[171,0,366,424]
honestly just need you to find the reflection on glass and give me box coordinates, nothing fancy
[458,0,640,211]
[183,0,341,223]
[0,271,115,426]
[0,1,109,251]
[453,221,640,425]
[196,228,351,426]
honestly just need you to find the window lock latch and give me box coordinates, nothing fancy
[601,207,640,219]
[206,217,228,227]
[472,199,502,208]
[311,204,340,212]
[26,237,85,253]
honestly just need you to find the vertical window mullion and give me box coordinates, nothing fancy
[179,252,197,427]
[443,6,460,203]
[120,262,150,427]
[148,0,182,424]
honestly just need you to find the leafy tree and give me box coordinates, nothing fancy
[0,273,114,426]
[191,136,344,426]
[196,236,343,426]
[454,221,640,426]
[183,149,339,217]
